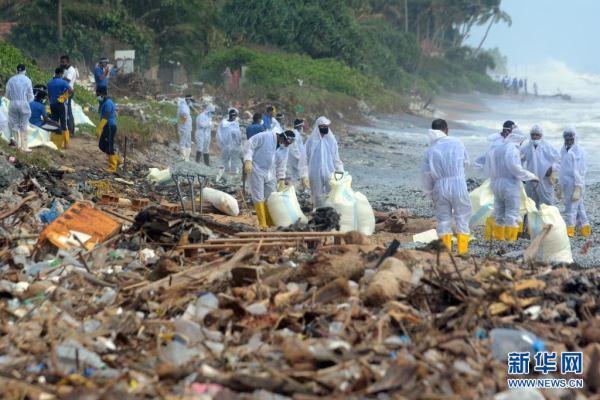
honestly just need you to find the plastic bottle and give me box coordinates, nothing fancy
[490,328,545,361]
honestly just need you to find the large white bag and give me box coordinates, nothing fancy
[527,204,573,263]
[469,179,536,227]
[325,172,375,235]
[202,187,239,216]
[147,168,172,185]
[267,185,307,227]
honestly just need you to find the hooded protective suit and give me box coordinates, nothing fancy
[286,128,308,184]
[421,129,472,236]
[486,131,538,228]
[243,128,288,203]
[520,124,560,207]
[195,104,215,154]
[305,116,344,208]
[217,108,241,173]
[473,132,503,169]
[177,98,192,160]
[6,71,33,149]
[559,127,588,230]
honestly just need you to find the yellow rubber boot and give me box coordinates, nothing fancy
[456,234,470,256]
[518,221,524,233]
[493,225,505,241]
[62,130,70,149]
[505,226,518,242]
[51,132,64,150]
[106,155,118,173]
[254,201,268,229]
[567,226,575,238]
[581,225,591,237]
[265,205,275,227]
[483,216,495,240]
[440,234,452,252]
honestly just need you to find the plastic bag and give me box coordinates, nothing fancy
[202,187,239,216]
[325,172,375,235]
[147,168,172,185]
[267,185,307,227]
[527,204,573,263]
[469,179,536,227]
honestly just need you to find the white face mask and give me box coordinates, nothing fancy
[531,139,541,145]
[97,96,104,101]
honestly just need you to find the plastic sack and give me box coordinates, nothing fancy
[325,172,375,235]
[147,168,171,185]
[469,179,536,227]
[267,185,307,227]
[202,187,239,216]
[27,125,58,150]
[72,100,95,127]
[527,204,573,263]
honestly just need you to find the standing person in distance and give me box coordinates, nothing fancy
[94,57,110,91]
[195,104,215,165]
[177,94,193,161]
[560,127,590,237]
[6,63,34,152]
[520,124,560,208]
[95,87,120,173]
[217,108,242,176]
[47,66,73,150]
[60,55,79,137]
[305,116,343,208]
[421,119,472,255]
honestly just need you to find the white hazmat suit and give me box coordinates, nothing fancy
[306,116,344,208]
[6,71,33,150]
[286,128,308,186]
[520,124,560,207]
[243,128,288,203]
[421,129,472,238]
[177,98,192,161]
[217,109,242,173]
[486,132,538,237]
[195,104,215,154]
[559,127,589,234]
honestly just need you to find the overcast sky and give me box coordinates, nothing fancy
[465,0,599,73]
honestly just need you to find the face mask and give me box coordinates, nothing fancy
[531,139,541,146]
[207,112,214,117]
[319,126,329,135]
[97,96,104,101]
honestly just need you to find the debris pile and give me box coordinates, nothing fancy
[1,158,599,399]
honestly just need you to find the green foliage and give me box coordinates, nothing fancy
[0,41,49,85]
[200,47,382,99]
[10,0,154,68]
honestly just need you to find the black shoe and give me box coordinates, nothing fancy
[195,151,202,163]
[203,153,210,166]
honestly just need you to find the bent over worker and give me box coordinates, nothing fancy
[560,127,589,237]
[486,124,538,242]
[96,87,120,173]
[421,119,472,255]
[243,127,295,228]
[305,116,343,208]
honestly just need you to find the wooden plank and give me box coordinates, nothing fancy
[235,231,344,238]
[206,237,324,243]
[178,242,309,250]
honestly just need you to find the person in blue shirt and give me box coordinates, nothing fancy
[95,86,120,173]
[29,85,48,127]
[262,105,275,130]
[47,67,73,150]
[246,113,265,139]
[94,57,110,90]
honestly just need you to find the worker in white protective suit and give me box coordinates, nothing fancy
[195,104,215,166]
[520,124,560,208]
[177,95,193,161]
[286,118,310,190]
[486,123,539,241]
[421,119,472,255]
[0,96,8,142]
[306,116,344,208]
[217,108,242,174]
[560,127,589,237]
[6,64,34,152]
[243,127,295,228]
[475,121,516,240]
